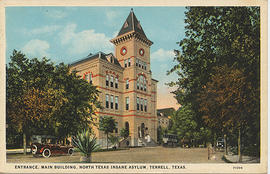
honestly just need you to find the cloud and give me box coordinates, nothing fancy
[59,23,113,55]
[45,9,67,19]
[22,39,50,58]
[105,10,121,22]
[151,48,175,62]
[30,25,61,35]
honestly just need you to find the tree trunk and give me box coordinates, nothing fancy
[238,127,242,162]
[23,132,27,155]
[224,134,227,155]
[106,133,108,150]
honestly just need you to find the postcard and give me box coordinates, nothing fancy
[0,0,267,173]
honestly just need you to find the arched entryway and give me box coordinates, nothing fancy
[141,123,145,138]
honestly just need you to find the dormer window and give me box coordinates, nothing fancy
[110,57,114,63]
[124,21,129,28]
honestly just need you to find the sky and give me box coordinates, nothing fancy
[5,6,187,110]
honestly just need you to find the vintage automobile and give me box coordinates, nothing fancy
[216,137,225,148]
[162,134,178,147]
[30,135,74,158]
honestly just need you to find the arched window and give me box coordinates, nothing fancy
[128,58,131,67]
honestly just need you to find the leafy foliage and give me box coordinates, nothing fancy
[120,128,129,139]
[72,129,99,158]
[108,135,120,148]
[6,50,101,150]
[168,7,260,155]
[98,116,117,149]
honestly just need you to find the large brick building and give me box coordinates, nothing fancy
[70,9,158,147]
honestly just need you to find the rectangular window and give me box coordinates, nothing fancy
[144,62,147,70]
[137,97,140,111]
[110,76,114,87]
[111,95,114,109]
[141,61,144,69]
[106,75,109,86]
[115,96,118,110]
[115,78,118,89]
[106,94,109,108]
[126,97,129,110]
[89,73,93,84]
[128,58,131,67]
[136,59,138,66]
[137,80,140,90]
[126,80,129,89]
[140,98,143,111]
[124,60,127,68]
[138,60,141,68]
[144,99,147,112]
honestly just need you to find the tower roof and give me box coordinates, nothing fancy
[111,8,153,46]
[117,8,147,38]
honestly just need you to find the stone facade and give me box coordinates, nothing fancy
[70,9,158,147]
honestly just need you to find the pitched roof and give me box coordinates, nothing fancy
[70,52,121,67]
[157,108,175,117]
[117,8,147,38]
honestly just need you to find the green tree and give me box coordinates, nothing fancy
[52,63,101,140]
[120,128,129,139]
[6,50,66,154]
[108,135,120,149]
[6,50,101,154]
[168,7,260,157]
[98,116,116,149]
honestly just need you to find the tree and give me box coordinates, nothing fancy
[52,63,101,140]
[6,50,101,154]
[169,105,211,147]
[168,7,260,157]
[120,128,129,139]
[98,116,116,149]
[6,50,66,154]
[108,135,120,149]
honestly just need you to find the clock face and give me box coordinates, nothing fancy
[139,48,145,56]
[120,47,127,56]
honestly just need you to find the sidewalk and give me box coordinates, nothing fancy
[7,148,31,154]
[224,154,260,163]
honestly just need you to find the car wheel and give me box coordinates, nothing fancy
[42,149,51,158]
[68,148,74,155]
[31,145,38,154]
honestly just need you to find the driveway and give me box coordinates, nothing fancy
[7,146,225,163]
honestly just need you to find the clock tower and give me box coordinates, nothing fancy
[110,8,158,146]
